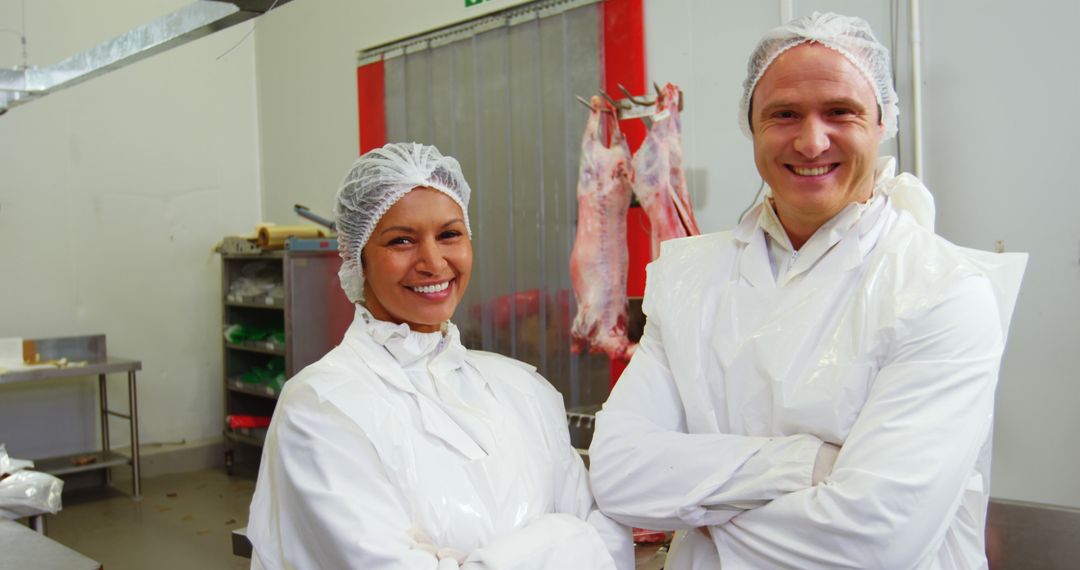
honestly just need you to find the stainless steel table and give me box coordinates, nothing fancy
[0,519,101,570]
[0,335,142,500]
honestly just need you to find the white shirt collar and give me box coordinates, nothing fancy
[354,305,465,370]
[738,157,900,285]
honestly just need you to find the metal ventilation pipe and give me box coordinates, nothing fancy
[0,0,295,116]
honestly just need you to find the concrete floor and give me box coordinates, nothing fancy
[44,469,254,570]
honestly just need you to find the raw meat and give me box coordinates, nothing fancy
[570,97,634,361]
[631,83,701,258]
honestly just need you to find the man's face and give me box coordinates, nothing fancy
[750,43,884,236]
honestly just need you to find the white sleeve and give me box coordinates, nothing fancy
[712,275,1003,568]
[248,383,442,570]
[538,377,634,570]
[462,513,618,570]
[589,268,823,530]
[454,378,629,570]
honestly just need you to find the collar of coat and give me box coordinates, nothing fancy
[732,156,931,288]
[327,306,539,460]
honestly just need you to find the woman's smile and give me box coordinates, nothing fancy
[406,279,454,298]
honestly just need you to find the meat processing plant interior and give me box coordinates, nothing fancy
[1,1,1077,569]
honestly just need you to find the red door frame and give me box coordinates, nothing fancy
[602,0,647,388]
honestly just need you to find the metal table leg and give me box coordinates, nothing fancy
[29,515,46,535]
[98,374,111,486]
[128,370,141,500]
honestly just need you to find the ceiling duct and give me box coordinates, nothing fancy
[0,0,295,116]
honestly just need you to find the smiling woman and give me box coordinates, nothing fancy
[245,142,632,570]
[332,143,475,308]
[362,187,474,332]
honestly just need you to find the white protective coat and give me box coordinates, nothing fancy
[589,158,1027,569]
[249,307,632,570]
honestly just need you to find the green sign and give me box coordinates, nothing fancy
[465,0,486,7]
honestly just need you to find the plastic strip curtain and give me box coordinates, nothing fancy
[383,4,610,409]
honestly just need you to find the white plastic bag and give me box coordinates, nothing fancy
[0,444,63,519]
[0,444,34,475]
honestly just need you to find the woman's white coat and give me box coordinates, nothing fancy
[249,307,631,570]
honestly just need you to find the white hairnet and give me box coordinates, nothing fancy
[334,142,473,303]
[738,12,899,141]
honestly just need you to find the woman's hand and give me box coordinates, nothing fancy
[409,527,469,567]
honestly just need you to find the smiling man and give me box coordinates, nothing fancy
[750,41,884,250]
[589,12,1027,569]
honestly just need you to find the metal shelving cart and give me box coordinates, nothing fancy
[219,239,352,473]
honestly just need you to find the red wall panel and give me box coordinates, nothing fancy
[357,60,386,155]
[603,0,646,388]
[603,0,646,153]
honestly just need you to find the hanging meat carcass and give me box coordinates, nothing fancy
[631,83,701,258]
[570,96,634,361]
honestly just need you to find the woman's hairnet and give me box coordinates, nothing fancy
[334,142,473,303]
[738,12,900,141]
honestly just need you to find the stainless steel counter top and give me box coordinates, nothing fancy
[0,520,101,570]
[0,357,141,384]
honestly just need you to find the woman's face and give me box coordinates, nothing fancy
[361,187,472,332]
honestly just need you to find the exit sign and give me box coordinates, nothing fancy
[465,0,488,6]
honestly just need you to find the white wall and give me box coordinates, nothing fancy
[921,0,1080,508]
[252,0,534,225]
[644,0,1080,507]
[0,0,262,455]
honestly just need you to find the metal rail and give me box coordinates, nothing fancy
[0,0,295,116]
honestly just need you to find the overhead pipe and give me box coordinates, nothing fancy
[909,0,924,178]
[781,0,795,23]
[0,0,295,116]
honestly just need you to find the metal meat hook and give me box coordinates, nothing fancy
[618,83,656,107]
[575,95,613,113]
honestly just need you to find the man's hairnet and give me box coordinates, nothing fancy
[738,12,900,141]
[334,142,473,303]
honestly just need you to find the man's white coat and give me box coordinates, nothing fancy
[589,162,1026,569]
